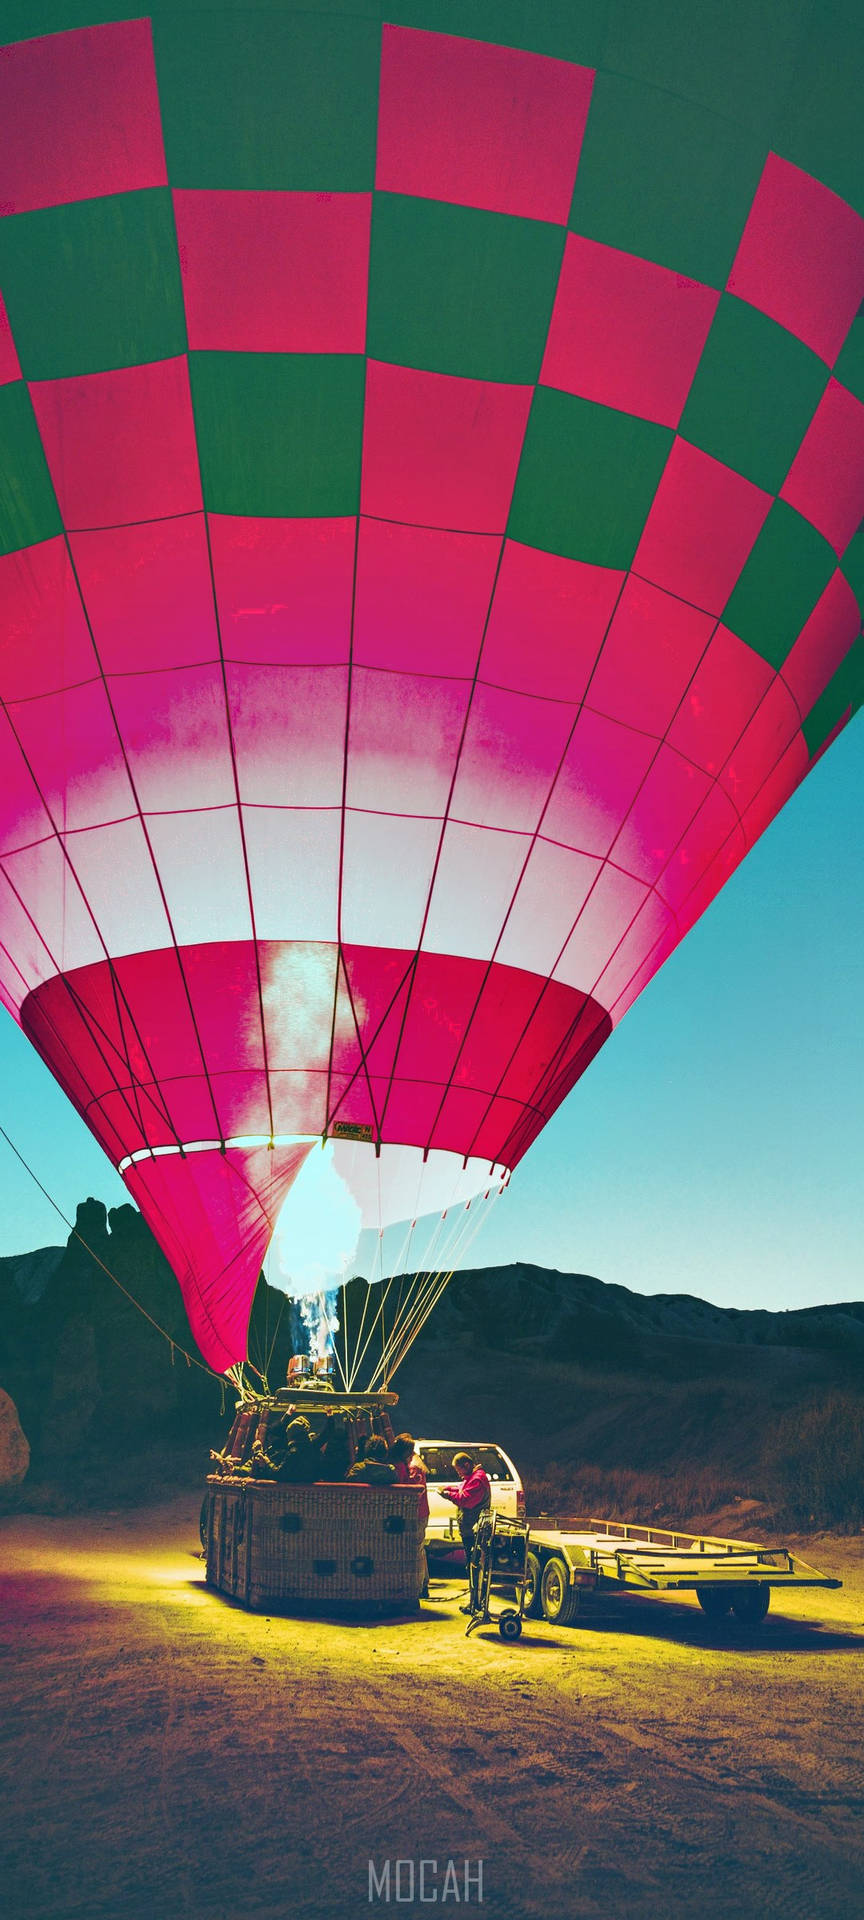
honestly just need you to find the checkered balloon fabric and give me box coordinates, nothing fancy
[0,5,861,1366]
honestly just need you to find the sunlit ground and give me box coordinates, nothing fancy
[1,1496,863,1920]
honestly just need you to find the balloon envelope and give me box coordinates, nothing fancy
[0,6,862,1368]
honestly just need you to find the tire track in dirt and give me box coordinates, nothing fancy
[154,1610,199,1920]
[598,1714,864,1847]
[4,1510,862,1920]
[595,1715,864,1919]
[353,1695,600,1905]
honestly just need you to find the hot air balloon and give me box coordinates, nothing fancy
[0,5,861,1383]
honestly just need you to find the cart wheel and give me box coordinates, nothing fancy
[523,1551,544,1619]
[498,1610,522,1641]
[730,1583,771,1625]
[199,1494,209,1551]
[541,1556,582,1626]
[697,1588,732,1620]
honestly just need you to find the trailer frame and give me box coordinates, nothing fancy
[521,1514,841,1626]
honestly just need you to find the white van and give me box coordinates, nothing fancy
[413,1440,525,1563]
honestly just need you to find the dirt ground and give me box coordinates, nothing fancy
[1,1496,862,1920]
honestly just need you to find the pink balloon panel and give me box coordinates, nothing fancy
[0,11,861,1368]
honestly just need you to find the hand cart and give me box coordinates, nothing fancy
[464,1511,531,1640]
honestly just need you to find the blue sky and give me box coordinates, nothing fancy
[1,717,861,1312]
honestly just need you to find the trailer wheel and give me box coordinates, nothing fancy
[541,1556,582,1626]
[730,1583,771,1625]
[499,1609,522,1641]
[697,1587,732,1620]
[523,1552,544,1618]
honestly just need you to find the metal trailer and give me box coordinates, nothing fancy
[521,1515,841,1627]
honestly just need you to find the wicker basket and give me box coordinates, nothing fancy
[205,1476,425,1614]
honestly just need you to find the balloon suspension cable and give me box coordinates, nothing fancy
[247,1293,266,1386]
[345,1150,453,1389]
[347,1266,384,1389]
[0,1119,223,1385]
[345,1265,376,1391]
[365,1188,500,1392]
[384,1188,501,1379]
[224,1359,267,1400]
[248,1257,279,1390]
[366,1244,460,1392]
[347,1193,458,1391]
[262,1246,270,1382]
[358,1180,501,1394]
[344,1138,402,1390]
[263,1286,288,1390]
[340,1267,351,1393]
[374,1171,430,1387]
[375,1150,384,1285]
[346,1271,393,1391]
[374,1179,471,1369]
[369,1241,452,1390]
[389,1188,501,1375]
[374,1153,385,1376]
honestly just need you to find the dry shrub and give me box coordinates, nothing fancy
[526,1462,744,1529]
[763,1392,864,1530]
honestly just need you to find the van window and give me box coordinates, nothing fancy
[418,1445,513,1484]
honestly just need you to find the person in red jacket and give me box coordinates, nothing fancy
[390,1434,430,1523]
[442,1451,492,1610]
[391,1433,430,1599]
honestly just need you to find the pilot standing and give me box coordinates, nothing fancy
[441,1450,492,1610]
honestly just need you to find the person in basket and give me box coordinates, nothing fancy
[345,1436,397,1485]
[390,1433,430,1599]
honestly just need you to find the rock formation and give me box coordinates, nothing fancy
[0,1386,29,1486]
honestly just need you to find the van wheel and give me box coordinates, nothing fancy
[697,1588,731,1619]
[523,1552,543,1618]
[541,1555,581,1626]
[730,1583,770,1625]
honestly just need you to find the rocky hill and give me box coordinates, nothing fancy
[1,1204,862,1525]
[0,1200,224,1493]
[392,1262,864,1529]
